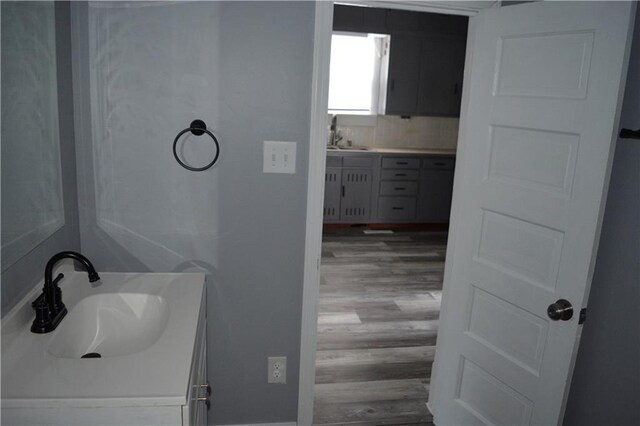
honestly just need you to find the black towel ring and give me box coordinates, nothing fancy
[173,119,220,171]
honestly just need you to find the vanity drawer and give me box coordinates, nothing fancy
[343,156,374,168]
[423,157,455,170]
[381,157,420,169]
[380,181,418,196]
[378,197,417,221]
[380,169,419,181]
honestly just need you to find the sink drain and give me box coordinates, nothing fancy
[81,352,102,359]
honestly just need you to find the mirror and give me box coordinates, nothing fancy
[1,1,65,270]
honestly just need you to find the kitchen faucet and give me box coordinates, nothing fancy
[31,251,101,334]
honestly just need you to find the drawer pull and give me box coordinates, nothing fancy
[392,207,404,210]
[434,162,446,166]
[395,173,406,177]
[396,161,408,165]
[394,187,406,190]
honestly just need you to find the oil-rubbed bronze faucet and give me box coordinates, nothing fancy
[31,251,100,334]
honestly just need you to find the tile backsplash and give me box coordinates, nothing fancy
[331,114,459,150]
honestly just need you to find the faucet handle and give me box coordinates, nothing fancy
[31,298,52,333]
[52,273,64,286]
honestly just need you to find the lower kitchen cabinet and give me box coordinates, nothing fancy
[323,155,374,223]
[324,152,454,224]
[416,157,455,222]
[341,168,373,222]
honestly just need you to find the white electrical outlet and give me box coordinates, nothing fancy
[263,141,296,174]
[268,356,287,384]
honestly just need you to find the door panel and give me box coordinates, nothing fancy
[430,2,636,425]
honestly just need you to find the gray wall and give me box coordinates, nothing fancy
[1,2,81,315]
[70,2,314,424]
[564,6,640,425]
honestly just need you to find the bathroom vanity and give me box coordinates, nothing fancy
[1,261,208,425]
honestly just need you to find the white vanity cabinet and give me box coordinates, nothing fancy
[184,292,209,426]
[1,269,208,426]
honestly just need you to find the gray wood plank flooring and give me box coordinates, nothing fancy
[313,228,446,426]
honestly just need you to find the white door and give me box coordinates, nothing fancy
[430,2,636,425]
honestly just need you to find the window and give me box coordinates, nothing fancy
[328,33,390,115]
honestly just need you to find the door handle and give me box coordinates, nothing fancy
[547,299,573,321]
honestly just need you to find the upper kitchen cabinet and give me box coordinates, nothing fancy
[333,5,387,33]
[332,4,468,117]
[415,36,466,116]
[385,34,422,115]
[387,14,467,117]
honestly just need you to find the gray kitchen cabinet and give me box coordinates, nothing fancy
[341,167,373,222]
[377,156,420,222]
[416,36,466,116]
[333,5,386,33]
[323,154,374,223]
[323,167,342,222]
[387,34,466,117]
[416,156,455,222]
[324,153,455,224]
[385,34,422,115]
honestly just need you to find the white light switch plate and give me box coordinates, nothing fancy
[263,141,296,174]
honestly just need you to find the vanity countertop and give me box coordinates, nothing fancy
[1,262,205,408]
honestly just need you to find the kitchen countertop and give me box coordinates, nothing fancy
[327,147,456,155]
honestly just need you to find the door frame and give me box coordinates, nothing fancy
[297,2,493,424]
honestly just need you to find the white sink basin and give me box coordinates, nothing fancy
[48,293,169,359]
[1,262,205,407]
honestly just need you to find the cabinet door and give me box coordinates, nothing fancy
[341,168,372,222]
[416,36,466,116]
[333,4,364,31]
[323,167,342,222]
[417,169,454,222]
[385,34,421,115]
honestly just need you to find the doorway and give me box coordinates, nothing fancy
[310,3,469,424]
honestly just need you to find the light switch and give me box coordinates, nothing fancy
[263,141,296,174]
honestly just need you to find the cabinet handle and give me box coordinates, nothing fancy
[394,187,406,191]
[396,161,408,165]
[395,173,406,177]
[392,207,404,210]
[341,185,345,197]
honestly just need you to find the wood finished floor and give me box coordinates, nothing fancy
[313,228,446,426]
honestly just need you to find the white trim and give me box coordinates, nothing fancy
[297,2,333,426]
[298,1,486,425]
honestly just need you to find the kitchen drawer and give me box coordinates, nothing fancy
[326,155,343,167]
[423,157,455,170]
[380,169,419,181]
[343,156,374,168]
[380,181,418,196]
[381,157,420,169]
[378,197,417,221]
